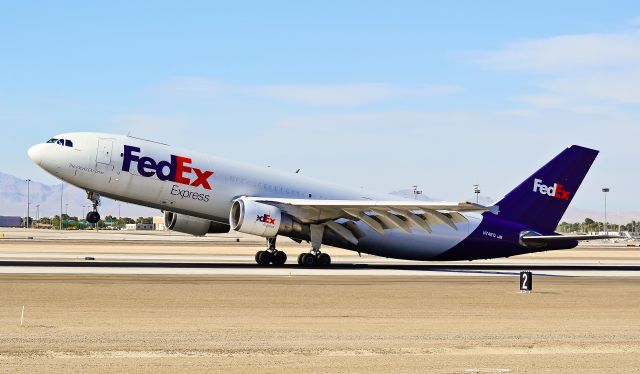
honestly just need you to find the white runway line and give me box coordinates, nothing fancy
[0,265,638,277]
[0,250,639,277]
[0,266,517,276]
[0,252,252,262]
[1,252,640,266]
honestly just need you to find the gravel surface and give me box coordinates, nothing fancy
[0,275,639,373]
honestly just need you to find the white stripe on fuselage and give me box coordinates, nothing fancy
[32,132,480,260]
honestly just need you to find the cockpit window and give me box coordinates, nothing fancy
[46,138,74,148]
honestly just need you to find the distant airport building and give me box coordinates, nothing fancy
[152,216,166,231]
[0,216,22,227]
[125,223,154,231]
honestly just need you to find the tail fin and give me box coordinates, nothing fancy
[494,145,599,232]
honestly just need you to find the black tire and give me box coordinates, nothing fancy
[257,250,273,265]
[255,251,264,264]
[317,253,331,267]
[86,211,100,224]
[301,253,316,266]
[272,251,287,265]
[297,253,305,265]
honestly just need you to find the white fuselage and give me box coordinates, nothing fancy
[28,132,482,260]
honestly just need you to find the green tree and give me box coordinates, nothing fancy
[51,215,61,229]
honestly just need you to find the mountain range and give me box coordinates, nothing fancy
[0,172,159,218]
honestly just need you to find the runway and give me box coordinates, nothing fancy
[0,252,639,277]
[1,228,639,277]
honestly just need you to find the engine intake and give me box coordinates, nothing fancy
[230,198,301,237]
[164,211,229,236]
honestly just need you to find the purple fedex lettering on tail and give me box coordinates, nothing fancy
[122,145,214,190]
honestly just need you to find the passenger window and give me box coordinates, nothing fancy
[65,140,73,147]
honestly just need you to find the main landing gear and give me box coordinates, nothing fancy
[255,237,287,266]
[297,252,331,267]
[296,224,331,267]
[253,226,333,267]
[86,191,101,224]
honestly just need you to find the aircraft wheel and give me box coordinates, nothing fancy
[256,250,272,265]
[297,253,305,265]
[317,253,331,267]
[272,251,287,265]
[301,253,316,266]
[86,211,100,224]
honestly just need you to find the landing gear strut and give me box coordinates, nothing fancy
[255,237,287,266]
[297,224,331,267]
[86,191,101,224]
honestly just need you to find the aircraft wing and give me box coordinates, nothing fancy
[243,197,495,244]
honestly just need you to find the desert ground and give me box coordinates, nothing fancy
[0,228,639,373]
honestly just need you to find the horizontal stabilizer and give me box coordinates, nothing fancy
[521,234,620,244]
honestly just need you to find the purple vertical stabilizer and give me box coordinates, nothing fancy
[493,145,599,232]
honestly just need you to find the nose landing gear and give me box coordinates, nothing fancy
[86,211,101,224]
[86,191,101,224]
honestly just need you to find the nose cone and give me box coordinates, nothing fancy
[28,144,45,166]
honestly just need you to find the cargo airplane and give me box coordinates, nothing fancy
[28,133,612,266]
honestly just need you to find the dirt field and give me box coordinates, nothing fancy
[0,275,639,373]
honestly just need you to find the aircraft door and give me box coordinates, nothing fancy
[96,138,114,165]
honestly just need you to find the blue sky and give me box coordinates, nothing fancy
[2,1,639,216]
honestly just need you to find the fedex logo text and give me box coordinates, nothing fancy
[256,214,276,225]
[122,145,214,190]
[533,178,571,201]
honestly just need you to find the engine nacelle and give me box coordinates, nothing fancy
[229,198,300,237]
[164,211,229,236]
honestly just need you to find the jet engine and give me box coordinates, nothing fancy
[229,198,301,237]
[164,211,229,236]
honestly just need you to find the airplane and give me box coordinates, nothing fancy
[28,133,614,266]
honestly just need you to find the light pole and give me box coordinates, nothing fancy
[118,204,121,219]
[412,185,422,200]
[35,204,40,228]
[602,187,609,235]
[60,183,64,230]
[473,184,480,204]
[25,179,31,229]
